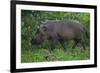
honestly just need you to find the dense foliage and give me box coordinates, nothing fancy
[21,10,90,63]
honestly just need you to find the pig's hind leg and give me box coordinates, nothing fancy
[72,39,86,50]
[72,39,79,49]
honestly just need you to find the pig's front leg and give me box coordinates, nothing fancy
[59,39,66,51]
[51,38,57,50]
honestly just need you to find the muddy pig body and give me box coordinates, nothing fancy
[31,20,86,50]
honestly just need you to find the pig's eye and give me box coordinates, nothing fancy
[42,26,47,31]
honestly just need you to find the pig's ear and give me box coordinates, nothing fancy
[42,26,47,31]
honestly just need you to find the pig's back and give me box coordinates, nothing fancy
[46,20,83,32]
[45,20,83,40]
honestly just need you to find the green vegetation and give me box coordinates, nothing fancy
[21,10,90,63]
